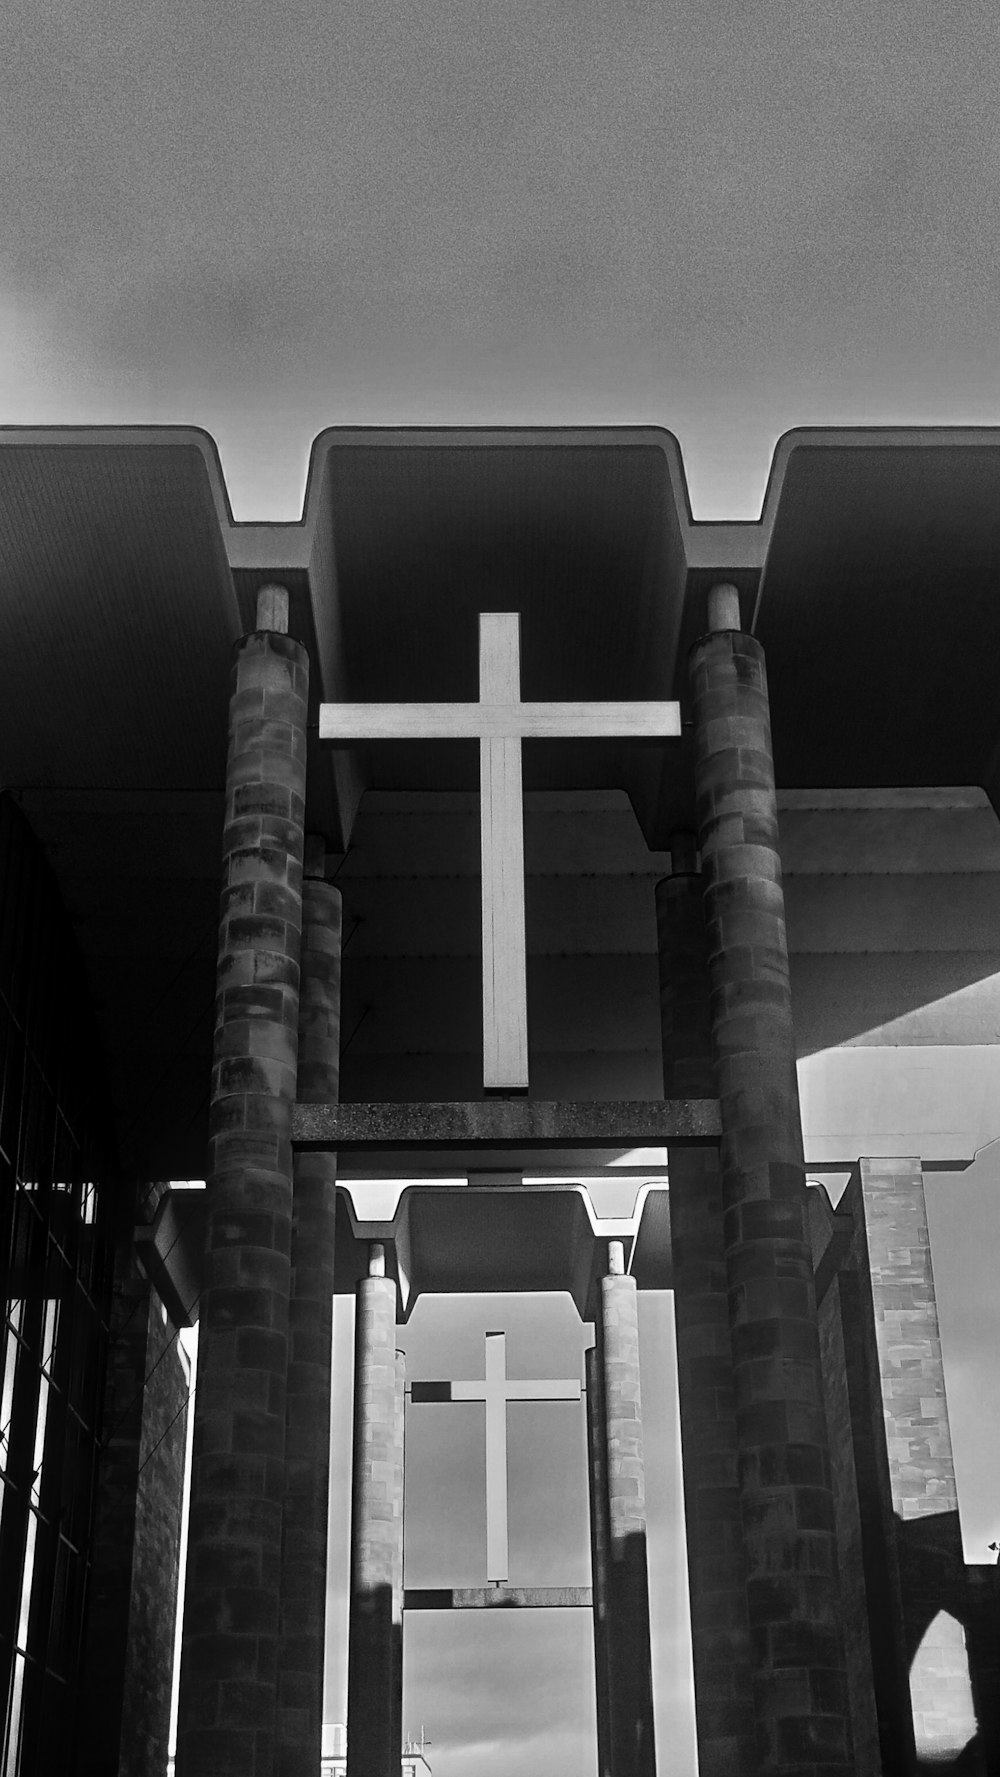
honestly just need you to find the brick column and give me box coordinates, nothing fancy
[596,1241,656,1777]
[277,869,343,1777]
[690,583,851,1775]
[655,836,755,1776]
[177,586,307,1777]
[585,1341,614,1777]
[346,1245,404,1777]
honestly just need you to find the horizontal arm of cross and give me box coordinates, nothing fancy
[409,1380,582,1403]
[319,701,680,741]
[452,1379,582,1401]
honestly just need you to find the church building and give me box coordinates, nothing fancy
[0,423,998,1777]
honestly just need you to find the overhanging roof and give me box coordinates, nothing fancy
[2,423,999,1177]
[140,1180,674,1326]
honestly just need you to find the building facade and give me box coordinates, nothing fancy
[0,425,998,1776]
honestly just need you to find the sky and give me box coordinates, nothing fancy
[9,2,1000,1770]
[317,1159,1000,1777]
[322,1280,698,1776]
[6,0,1000,520]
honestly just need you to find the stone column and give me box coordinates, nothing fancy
[346,1244,404,1777]
[585,1342,614,1777]
[277,866,343,1777]
[391,1347,406,1768]
[177,585,307,1777]
[655,836,755,1777]
[596,1241,656,1777]
[690,582,851,1775]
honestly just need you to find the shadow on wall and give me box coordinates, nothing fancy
[897,1511,1000,1776]
[789,950,1000,1060]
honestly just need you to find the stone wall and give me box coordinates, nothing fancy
[811,1165,996,1775]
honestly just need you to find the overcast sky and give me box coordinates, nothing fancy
[9,3,1000,1771]
[325,1284,698,1777]
[5,0,1000,518]
[321,1158,1000,1777]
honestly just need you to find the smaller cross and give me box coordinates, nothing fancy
[409,1330,582,1583]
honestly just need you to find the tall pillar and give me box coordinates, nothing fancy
[391,1347,406,1768]
[596,1241,656,1777]
[177,585,308,1777]
[690,582,852,1775]
[655,836,755,1776]
[585,1341,614,1777]
[277,867,343,1777]
[346,1244,404,1777]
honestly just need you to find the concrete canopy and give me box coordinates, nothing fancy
[141,1179,674,1327]
[2,423,1000,1176]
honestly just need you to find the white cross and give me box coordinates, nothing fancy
[319,612,680,1090]
[410,1331,582,1583]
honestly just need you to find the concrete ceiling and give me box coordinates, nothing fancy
[2,424,999,1180]
[755,439,1000,793]
[143,1180,674,1326]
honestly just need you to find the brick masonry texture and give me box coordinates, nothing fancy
[599,1271,656,1777]
[278,879,342,1777]
[346,1273,403,1777]
[656,868,756,1777]
[690,628,851,1776]
[177,629,308,1777]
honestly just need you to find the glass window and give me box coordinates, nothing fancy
[0,797,117,1776]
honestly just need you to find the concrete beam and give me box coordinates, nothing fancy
[403,1588,592,1610]
[292,1098,720,1149]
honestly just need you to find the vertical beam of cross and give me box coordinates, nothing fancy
[319,612,680,1093]
[478,616,528,1091]
[411,1330,582,1583]
[483,1332,511,1583]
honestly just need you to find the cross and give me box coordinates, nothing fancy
[409,1331,582,1583]
[319,611,680,1090]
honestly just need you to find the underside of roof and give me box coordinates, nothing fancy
[1,423,998,1177]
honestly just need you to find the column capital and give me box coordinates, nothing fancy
[257,583,290,633]
[706,581,742,633]
[303,832,326,880]
[669,830,699,876]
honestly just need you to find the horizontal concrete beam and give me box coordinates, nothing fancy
[292,1099,720,1150]
[403,1587,593,1610]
